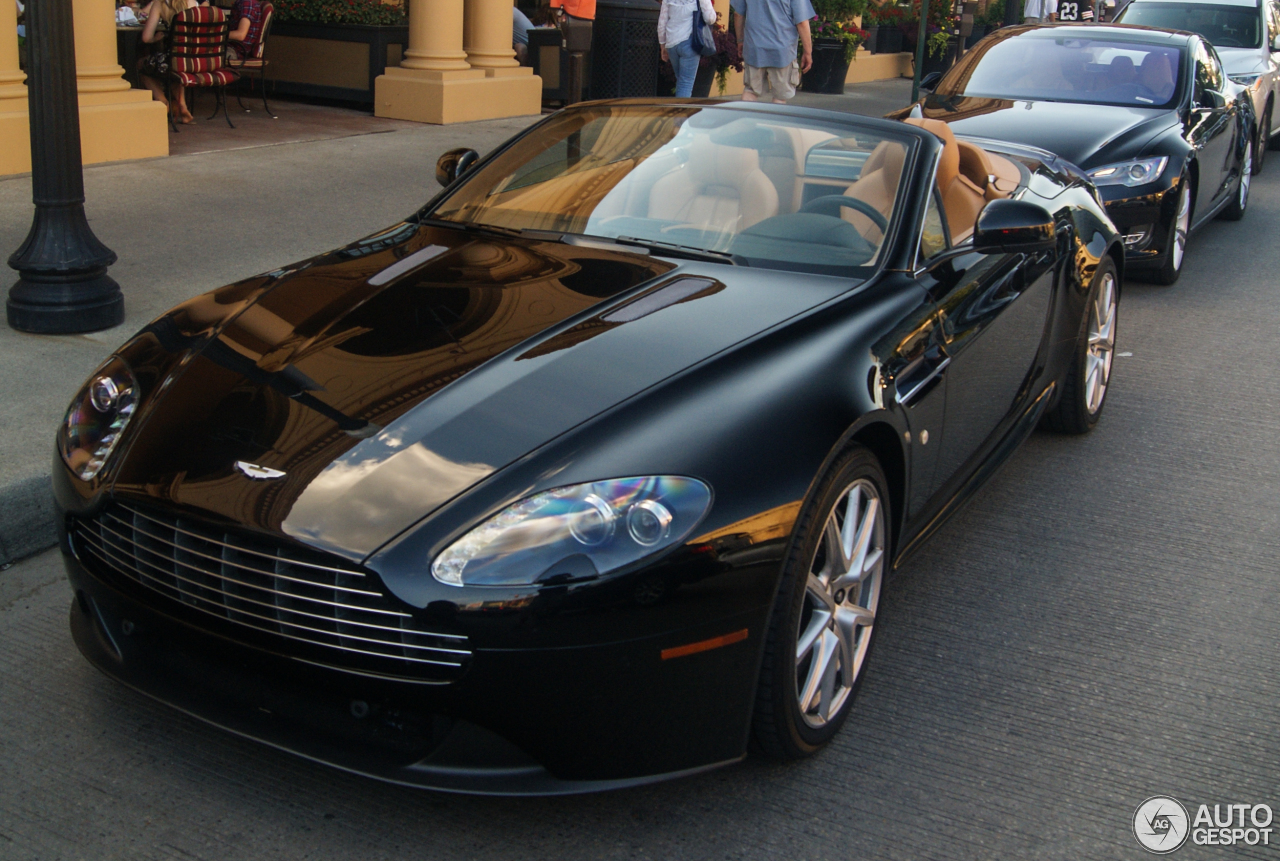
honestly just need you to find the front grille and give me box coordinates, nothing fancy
[71,501,469,682]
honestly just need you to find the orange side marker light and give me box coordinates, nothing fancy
[660,628,749,661]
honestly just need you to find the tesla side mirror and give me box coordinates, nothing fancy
[920,71,943,91]
[973,199,1056,253]
[436,147,479,187]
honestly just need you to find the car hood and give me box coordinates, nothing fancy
[1215,47,1266,76]
[898,96,1178,168]
[111,222,858,562]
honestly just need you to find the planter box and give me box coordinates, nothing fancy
[801,37,850,95]
[871,25,903,54]
[266,21,408,106]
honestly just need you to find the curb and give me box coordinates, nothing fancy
[0,474,57,566]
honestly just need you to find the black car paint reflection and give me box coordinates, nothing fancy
[890,24,1253,276]
[54,101,1123,794]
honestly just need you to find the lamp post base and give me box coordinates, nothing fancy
[7,270,124,333]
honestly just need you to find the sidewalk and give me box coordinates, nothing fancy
[0,80,914,565]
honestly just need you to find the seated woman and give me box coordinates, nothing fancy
[227,0,265,63]
[137,0,205,124]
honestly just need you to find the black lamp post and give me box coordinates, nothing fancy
[7,0,124,334]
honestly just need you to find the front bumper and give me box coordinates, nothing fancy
[1098,174,1184,270]
[63,542,766,794]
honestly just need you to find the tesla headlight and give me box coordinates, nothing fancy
[1087,156,1169,187]
[60,355,139,481]
[431,476,712,587]
[1229,73,1262,87]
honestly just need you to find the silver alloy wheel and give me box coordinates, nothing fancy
[795,478,885,728]
[1239,142,1253,206]
[1085,269,1117,415]
[1171,182,1191,272]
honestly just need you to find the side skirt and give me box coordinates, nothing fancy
[892,382,1056,568]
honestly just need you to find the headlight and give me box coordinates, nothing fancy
[1087,156,1169,187]
[60,356,139,481]
[1229,73,1262,87]
[431,476,712,587]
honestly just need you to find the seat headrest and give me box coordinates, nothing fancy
[687,141,763,186]
[904,117,959,192]
[956,140,993,190]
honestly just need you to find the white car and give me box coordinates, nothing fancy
[1117,0,1280,171]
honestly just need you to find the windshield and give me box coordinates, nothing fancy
[937,32,1185,107]
[1116,3,1261,49]
[429,105,917,274]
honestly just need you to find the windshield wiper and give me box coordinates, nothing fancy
[415,217,529,239]
[612,236,743,266]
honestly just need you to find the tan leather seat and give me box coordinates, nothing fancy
[1139,53,1175,101]
[648,141,779,233]
[904,117,987,243]
[842,140,906,239]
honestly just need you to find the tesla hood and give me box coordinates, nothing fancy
[902,97,1178,168]
[110,223,856,561]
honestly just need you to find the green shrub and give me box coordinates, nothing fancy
[274,0,407,26]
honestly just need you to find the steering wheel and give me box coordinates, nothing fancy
[800,195,888,231]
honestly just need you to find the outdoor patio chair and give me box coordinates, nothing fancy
[167,6,240,131]
[228,2,277,118]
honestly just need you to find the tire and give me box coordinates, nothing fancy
[752,446,889,759]
[1220,139,1252,221]
[1042,256,1119,435]
[1255,108,1270,173]
[1149,175,1190,286]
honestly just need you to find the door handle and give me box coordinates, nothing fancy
[896,343,951,406]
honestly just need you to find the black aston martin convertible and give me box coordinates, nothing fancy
[891,24,1254,285]
[56,101,1123,795]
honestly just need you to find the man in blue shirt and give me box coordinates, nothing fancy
[731,0,815,103]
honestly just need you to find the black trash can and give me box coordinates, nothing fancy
[591,0,661,99]
[800,37,850,94]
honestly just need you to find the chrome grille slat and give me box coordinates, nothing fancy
[76,531,456,643]
[77,536,463,661]
[123,505,366,577]
[72,502,470,679]
[96,517,383,598]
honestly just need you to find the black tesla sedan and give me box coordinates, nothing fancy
[56,102,1122,795]
[890,24,1253,284]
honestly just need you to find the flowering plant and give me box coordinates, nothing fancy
[898,0,955,57]
[810,17,868,62]
[275,0,406,26]
[863,4,907,26]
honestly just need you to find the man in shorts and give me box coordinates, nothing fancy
[731,0,815,104]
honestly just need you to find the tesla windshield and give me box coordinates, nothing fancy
[1117,3,1261,49]
[937,33,1186,107]
[429,106,917,273]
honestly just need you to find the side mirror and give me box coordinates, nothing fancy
[920,71,943,92]
[973,199,1056,253]
[436,147,479,187]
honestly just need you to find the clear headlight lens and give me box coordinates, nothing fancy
[431,476,712,587]
[1229,73,1261,87]
[1087,156,1169,187]
[60,356,139,481]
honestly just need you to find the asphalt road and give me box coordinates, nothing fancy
[3,93,1280,860]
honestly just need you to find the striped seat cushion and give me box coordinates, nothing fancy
[172,68,239,86]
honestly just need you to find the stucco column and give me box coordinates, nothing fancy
[375,0,539,122]
[401,0,472,70]
[0,0,29,174]
[72,0,130,93]
[61,0,167,167]
[463,0,519,71]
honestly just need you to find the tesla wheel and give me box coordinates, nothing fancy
[752,446,888,759]
[1255,109,1270,172]
[1043,256,1118,435]
[1220,140,1252,221]
[1150,176,1190,285]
